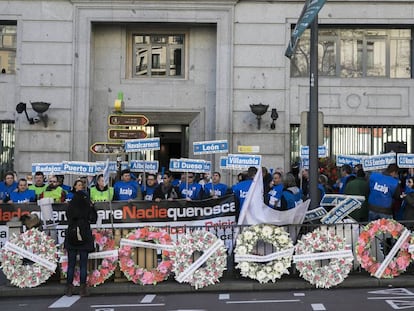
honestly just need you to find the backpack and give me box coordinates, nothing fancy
[67,218,88,245]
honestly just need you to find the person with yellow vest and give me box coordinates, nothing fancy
[90,174,114,202]
[29,171,48,200]
[40,176,66,203]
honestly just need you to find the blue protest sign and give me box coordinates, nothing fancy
[193,140,228,155]
[300,145,327,158]
[362,152,396,171]
[124,137,160,152]
[321,197,362,224]
[336,154,364,167]
[226,154,261,169]
[169,158,210,173]
[397,154,414,168]
[220,156,228,170]
[62,161,96,176]
[130,160,159,173]
[32,163,64,175]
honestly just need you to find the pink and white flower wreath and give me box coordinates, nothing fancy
[118,227,173,285]
[356,218,411,278]
[60,229,118,287]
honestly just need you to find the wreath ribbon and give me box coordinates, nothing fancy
[293,249,353,263]
[235,247,294,263]
[176,239,223,283]
[120,238,174,251]
[59,250,119,262]
[374,228,410,278]
[4,241,57,271]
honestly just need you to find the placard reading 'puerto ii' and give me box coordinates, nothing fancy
[193,140,228,155]
[169,158,211,173]
[62,161,96,176]
[124,137,160,152]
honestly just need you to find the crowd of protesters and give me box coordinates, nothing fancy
[0,161,413,223]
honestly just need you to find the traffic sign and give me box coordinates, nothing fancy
[90,142,124,154]
[108,114,149,126]
[108,129,147,140]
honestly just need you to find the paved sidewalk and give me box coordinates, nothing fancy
[1,271,414,297]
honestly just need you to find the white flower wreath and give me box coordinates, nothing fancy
[234,224,294,283]
[171,230,227,289]
[1,228,57,288]
[293,227,353,289]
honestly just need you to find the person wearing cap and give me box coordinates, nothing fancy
[113,169,142,201]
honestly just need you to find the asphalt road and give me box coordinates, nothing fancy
[1,287,414,310]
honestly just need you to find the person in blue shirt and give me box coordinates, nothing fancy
[368,164,400,221]
[280,173,303,210]
[9,178,36,203]
[334,164,355,194]
[178,172,203,200]
[141,173,158,201]
[114,169,142,201]
[265,171,284,209]
[0,171,18,203]
[232,166,258,211]
[203,172,228,198]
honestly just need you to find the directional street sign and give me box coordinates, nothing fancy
[193,140,228,155]
[90,142,124,154]
[124,137,160,152]
[108,114,149,126]
[108,129,147,140]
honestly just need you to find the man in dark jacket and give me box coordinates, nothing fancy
[344,169,370,221]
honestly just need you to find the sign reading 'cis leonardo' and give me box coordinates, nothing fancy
[108,114,149,126]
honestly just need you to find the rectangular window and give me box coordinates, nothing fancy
[0,23,17,74]
[133,34,184,78]
[290,27,411,79]
[290,124,412,163]
[0,120,15,179]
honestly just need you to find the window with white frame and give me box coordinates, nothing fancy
[290,27,412,79]
[133,34,184,78]
[0,23,17,74]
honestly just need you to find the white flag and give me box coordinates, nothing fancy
[237,169,310,226]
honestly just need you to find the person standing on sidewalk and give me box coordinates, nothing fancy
[64,179,97,297]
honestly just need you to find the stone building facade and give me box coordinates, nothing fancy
[1,0,413,181]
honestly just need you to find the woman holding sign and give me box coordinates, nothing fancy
[64,179,97,297]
